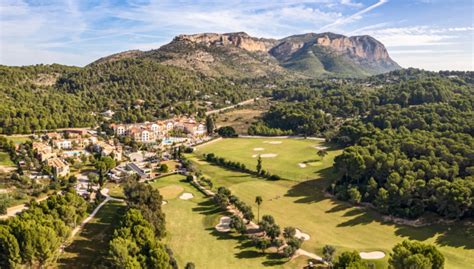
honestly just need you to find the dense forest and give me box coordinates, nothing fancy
[0,191,88,268]
[0,60,257,134]
[255,69,474,219]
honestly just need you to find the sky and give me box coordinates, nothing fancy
[0,0,473,70]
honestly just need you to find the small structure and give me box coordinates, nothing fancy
[126,162,149,179]
[54,140,72,150]
[47,158,70,178]
[33,142,55,162]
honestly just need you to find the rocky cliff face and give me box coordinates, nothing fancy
[271,32,399,69]
[174,32,277,52]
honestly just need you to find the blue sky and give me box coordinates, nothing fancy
[0,0,472,70]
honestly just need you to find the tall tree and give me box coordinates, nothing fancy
[205,115,215,135]
[255,196,263,223]
[256,155,262,174]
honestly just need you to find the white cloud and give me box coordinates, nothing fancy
[352,26,473,47]
[320,0,389,31]
[340,0,364,8]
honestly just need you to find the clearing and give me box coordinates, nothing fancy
[0,152,14,167]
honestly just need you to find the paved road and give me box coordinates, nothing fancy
[205,98,257,115]
[60,188,124,252]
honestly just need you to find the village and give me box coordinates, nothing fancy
[0,116,210,211]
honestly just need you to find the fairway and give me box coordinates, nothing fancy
[58,200,126,268]
[186,137,474,269]
[195,137,341,181]
[150,174,314,268]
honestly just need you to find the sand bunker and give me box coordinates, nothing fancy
[162,200,168,205]
[314,146,328,150]
[179,193,194,200]
[295,228,310,241]
[264,141,282,144]
[252,153,278,158]
[298,163,307,168]
[253,148,265,151]
[359,251,385,259]
[215,216,231,232]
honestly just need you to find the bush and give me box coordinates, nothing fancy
[217,126,238,137]
[283,245,297,257]
[186,175,194,182]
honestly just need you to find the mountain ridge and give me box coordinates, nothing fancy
[92,31,401,78]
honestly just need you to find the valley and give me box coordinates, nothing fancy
[0,25,472,269]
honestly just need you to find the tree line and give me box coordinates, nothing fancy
[204,153,281,180]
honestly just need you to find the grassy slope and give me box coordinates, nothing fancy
[150,174,311,268]
[216,109,265,135]
[0,152,14,166]
[190,138,473,269]
[58,200,126,268]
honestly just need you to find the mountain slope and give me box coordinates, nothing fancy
[271,32,400,77]
[93,32,400,78]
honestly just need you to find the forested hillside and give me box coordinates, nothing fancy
[254,69,474,219]
[0,65,95,134]
[0,60,257,134]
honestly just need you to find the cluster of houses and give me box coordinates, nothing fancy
[32,129,122,178]
[111,117,207,143]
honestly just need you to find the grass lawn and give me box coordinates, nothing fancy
[187,137,474,269]
[194,137,341,181]
[58,200,126,268]
[5,136,31,145]
[0,152,14,167]
[161,160,181,171]
[104,182,126,199]
[150,174,314,268]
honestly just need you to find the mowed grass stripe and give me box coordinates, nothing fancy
[152,174,311,268]
[194,137,342,181]
[187,137,473,269]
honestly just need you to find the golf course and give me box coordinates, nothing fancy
[149,138,473,268]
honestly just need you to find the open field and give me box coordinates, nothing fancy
[150,174,314,268]
[104,182,126,199]
[216,109,265,134]
[58,200,126,268]
[186,137,474,269]
[194,137,341,181]
[0,152,14,167]
[4,135,31,145]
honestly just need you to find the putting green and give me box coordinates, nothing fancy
[186,137,474,269]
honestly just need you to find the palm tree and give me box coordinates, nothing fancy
[255,196,263,222]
